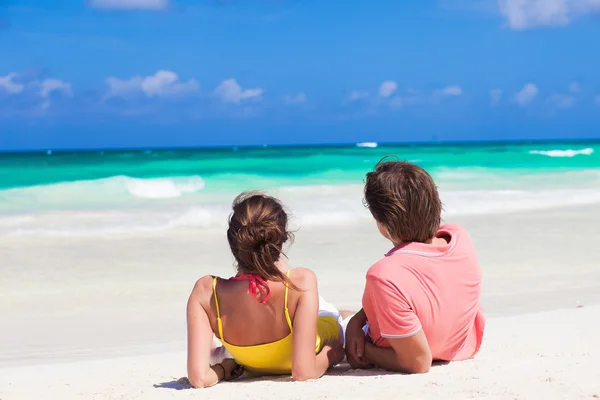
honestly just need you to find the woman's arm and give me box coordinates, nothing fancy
[290,269,342,381]
[186,278,229,388]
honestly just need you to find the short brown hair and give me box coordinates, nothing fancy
[227,191,299,291]
[364,159,442,244]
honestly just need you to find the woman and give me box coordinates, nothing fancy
[186,192,349,388]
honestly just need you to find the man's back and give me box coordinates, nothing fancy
[362,223,485,361]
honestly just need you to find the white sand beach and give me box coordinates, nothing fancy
[1,204,600,399]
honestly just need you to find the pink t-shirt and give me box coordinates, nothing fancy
[362,224,485,361]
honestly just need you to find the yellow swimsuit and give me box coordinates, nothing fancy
[212,271,340,376]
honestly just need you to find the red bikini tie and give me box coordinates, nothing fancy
[230,274,272,304]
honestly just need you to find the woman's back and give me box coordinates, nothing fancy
[208,270,300,347]
[196,267,335,376]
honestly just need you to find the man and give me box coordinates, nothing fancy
[345,159,486,373]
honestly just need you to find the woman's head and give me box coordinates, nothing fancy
[227,192,294,285]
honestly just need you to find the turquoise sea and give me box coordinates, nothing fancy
[0,141,599,236]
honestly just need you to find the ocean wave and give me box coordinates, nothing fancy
[356,142,378,148]
[432,167,600,191]
[126,176,205,199]
[0,175,206,209]
[442,188,600,215]
[2,164,600,237]
[4,185,600,237]
[0,207,219,237]
[529,148,594,157]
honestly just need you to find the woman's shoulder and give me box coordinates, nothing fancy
[189,275,217,302]
[288,267,318,291]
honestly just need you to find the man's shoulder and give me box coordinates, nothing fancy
[366,256,411,281]
[441,223,475,250]
[440,223,468,236]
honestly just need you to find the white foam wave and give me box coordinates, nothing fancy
[442,188,600,216]
[0,175,206,209]
[5,184,600,237]
[165,208,214,228]
[1,207,219,237]
[356,142,378,148]
[126,176,205,199]
[529,148,594,157]
[2,167,600,237]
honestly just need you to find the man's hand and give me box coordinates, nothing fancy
[220,358,244,381]
[344,310,372,369]
[322,338,345,367]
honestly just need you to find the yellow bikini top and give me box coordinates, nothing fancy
[212,271,295,376]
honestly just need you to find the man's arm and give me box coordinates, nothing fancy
[363,330,432,374]
[344,309,372,369]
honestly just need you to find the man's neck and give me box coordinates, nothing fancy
[391,235,449,248]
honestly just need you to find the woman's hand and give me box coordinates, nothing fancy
[218,359,244,381]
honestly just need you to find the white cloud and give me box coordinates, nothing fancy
[379,80,398,98]
[389,91,429,109]
[284,93,307,104]
[388,85,463,109]
[568,82,581,93]
[347,84,464,109]
[345,90,369,103]
[499,0,600,30]
[105,70,198,99]
[490,88,503,105]
[435,85,463,96]
[513,83,538,106]
[546,83,584,109]
[213,79,263,104]
[0,73,25,94]
[39,79,72,98]
[37,79,73,111]
[547,93,576,109]
[140,70,198,97]
[389,96,406,109]
[105,76,143,98]
[89,0,169,10]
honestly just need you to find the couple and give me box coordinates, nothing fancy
[186,159,486,388]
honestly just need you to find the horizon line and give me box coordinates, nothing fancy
[1,137,599,155]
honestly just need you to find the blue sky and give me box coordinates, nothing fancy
[1,0,600,150]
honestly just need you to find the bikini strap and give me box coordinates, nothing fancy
[212,277,225,340]
[283,270,293,330]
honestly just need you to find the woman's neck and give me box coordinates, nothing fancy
[274,259,291,273]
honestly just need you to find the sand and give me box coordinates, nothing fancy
[1,306,599,400]
[1,204,600,398]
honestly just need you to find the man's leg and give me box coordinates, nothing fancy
[210,335,232,365]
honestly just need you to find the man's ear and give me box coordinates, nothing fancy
[376,221,391,241]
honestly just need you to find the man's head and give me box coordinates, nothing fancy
[364,159,442,244]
